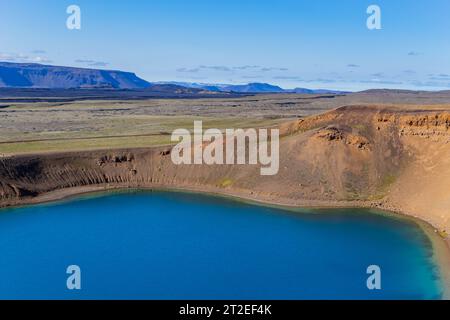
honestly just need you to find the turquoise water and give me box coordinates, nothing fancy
[0,190,443,299]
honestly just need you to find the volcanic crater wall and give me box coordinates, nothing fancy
[1,105,450,233]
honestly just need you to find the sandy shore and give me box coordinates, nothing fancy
[1,182,449,299]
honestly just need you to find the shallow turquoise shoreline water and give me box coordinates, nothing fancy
[0,190,444,299]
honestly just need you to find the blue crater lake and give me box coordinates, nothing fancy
[0,190,444,299]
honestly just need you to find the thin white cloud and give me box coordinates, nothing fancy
[410,80,450,88]
[0,52,52,63]
[260,67,288,72]
[273,76,303,80]
[74,59,109,67]
[232,65,261,70]
[176,65,288,73]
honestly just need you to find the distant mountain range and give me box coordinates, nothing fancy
[157,81,349,94]
[0,62,348,94]
[0,62,151,89]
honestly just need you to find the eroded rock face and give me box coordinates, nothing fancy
[97,153,135,166]
[0,106,434,202]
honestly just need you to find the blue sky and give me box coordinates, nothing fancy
[1,0,449,91]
